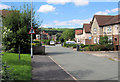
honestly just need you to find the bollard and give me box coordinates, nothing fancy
[77,44,80,51]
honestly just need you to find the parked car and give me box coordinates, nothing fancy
[50,41,55,45]
[66,41,75,44]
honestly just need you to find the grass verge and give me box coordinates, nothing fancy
[1,52,31,80]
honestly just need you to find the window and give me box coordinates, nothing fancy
[94,37,97,43]
[115,25,118,29]
[104,27,106,32]
[97,37,99,44]
[103,27,106,34]
[107,26,112,33]
[94,28,97,33]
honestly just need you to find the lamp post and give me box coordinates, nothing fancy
[31,0,33,58]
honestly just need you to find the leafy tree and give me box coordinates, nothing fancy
[56,33,62,41]
[2,4,41,53]
[60,29,75,41]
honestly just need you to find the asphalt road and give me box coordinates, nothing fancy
[46,45,118,80]
[32,55,75,81]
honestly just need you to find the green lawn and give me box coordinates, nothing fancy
[1,52,32,80]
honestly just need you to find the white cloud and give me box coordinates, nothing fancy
[41,24,53,28]
[46,0,71,5]
[0,4,11,9]
[37,5,56,13]
[71,0,88,6]
[53,18,91,26]
[95,8,119,15]
[46,0,89,6]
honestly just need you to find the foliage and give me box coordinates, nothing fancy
[2,52,31,80]
[41,39,50,45]
[99,36,109,45]
[63,42,77,48]
[72,44,77,48]
[80,44,85,48]
[60,29,75,41]
[2,4,41,53]
[88,44,114,51]
[56,33,62,41]
[2,62,15,80]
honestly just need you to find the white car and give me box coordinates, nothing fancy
[66,41,75,44]
[50,41,55,45]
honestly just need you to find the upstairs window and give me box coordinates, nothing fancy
[93,28,97,33]
[103,27,106,34]
[107,26,112,33]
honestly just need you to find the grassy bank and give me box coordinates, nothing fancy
[1,52,31,80]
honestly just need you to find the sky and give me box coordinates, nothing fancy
[0,0,119,28]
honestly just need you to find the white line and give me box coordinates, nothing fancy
[48,56,78,81]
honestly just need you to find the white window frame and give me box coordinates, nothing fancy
[107,26,112,33]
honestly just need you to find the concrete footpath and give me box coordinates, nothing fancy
[32,55,76,81]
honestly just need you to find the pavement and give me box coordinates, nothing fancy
[45,45,118,80]
[32,55,76,81]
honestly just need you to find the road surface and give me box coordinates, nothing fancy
[46,45,118,80]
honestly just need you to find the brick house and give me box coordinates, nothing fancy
[75,24,91,45]
[83,23,92,45]
[75,30,83,43]
[91,15,120,50]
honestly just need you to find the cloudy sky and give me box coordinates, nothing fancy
[0,0,119,28]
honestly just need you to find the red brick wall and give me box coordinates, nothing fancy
[85,39,91,45]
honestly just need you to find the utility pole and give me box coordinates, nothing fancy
[31,0,33,58]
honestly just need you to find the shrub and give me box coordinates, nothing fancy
[73,44,77,48]
[84,47,90,51]
[80,44,85,48]
[88,44,114,51]
[33,40,40,43]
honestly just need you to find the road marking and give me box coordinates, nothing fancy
[48,56,78,81]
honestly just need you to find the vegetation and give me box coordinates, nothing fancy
[33,39,50,46]
[79,36,114,51]
[60,29,75,41]
[1,52,31,80]
[2,4,41,53]
[63,42,77,49]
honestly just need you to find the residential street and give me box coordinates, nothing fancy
[46,45,118,80]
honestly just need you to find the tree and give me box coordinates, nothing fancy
[2,4,41,53]
[56,33,62,41]
[60,29,75,41]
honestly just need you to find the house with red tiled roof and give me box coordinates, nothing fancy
[83,23,92,45]
[75,23,92,45]
[75,30,83,43]
[91,15,120,50]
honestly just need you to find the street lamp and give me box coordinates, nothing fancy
[31,0,33,58]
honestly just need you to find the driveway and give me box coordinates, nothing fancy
[46,45,118,80]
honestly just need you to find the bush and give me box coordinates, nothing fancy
[73,44,77,48]
[88,44,114,51]
[41,40,51,45]
[63,42,77,48]
[80,44,85,48]
[84,47,90,51]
